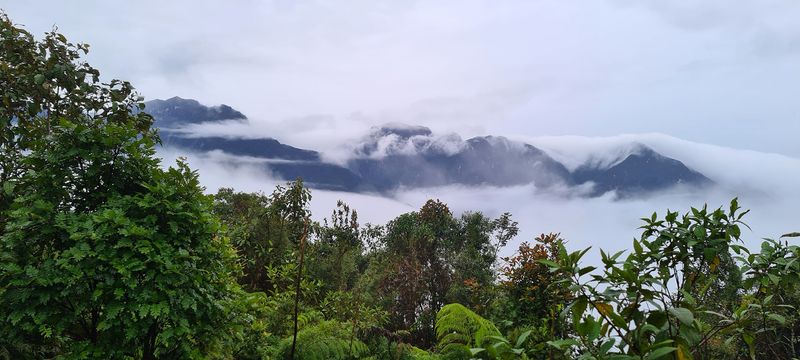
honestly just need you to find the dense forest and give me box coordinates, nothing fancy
[1,12,799,360]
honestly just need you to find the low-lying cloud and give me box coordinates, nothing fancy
[157,131,800,267]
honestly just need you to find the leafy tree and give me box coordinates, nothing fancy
[735,234,800,358]
[0,12,152,232]
[500,233,573,327]
[0,14,240,358]
[495,233,573,359]
[448,212,518,314]
[369,200,457,347]
[367,200,518,348]
[307,200,365,293]
[213,180,311,293]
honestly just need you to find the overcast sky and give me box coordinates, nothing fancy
[2,0,799,157]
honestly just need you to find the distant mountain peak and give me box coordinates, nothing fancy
[573,142,712,197]
[145,97,247,127]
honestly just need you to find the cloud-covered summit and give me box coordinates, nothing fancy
[149,97,712,198]
[352,124,464,159]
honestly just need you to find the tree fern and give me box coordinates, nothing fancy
[276,320,371,359]
[435,304,500,358]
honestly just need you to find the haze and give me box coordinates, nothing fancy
[4,0,798,259]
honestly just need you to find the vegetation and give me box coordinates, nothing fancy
[2,12,799,359]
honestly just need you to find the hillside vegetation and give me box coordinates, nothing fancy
[1,12,799,360]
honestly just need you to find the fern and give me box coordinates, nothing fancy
[296,310,324,330]
[407,346,441,360]
[435,304,500,357]
[276,320,371,359]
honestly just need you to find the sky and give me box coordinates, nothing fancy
[3,1,799,259]
[2,0,799,157]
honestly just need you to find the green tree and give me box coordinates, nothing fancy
[307,200,364,293]
[0,14,240,358]
[495,233,573,359]
[448,212,518,314]
[366,200,517,348]
[0,12,152,231]
[213,180,311,294]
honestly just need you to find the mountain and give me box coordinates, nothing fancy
[146,97,713,197]
[146,96,247,128]
[572,144,712,197]
[347,125,572,191]
[150,97,362,191]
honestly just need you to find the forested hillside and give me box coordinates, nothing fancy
[1,12,799,360]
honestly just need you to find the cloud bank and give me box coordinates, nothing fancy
[4,0,800,157]
[157,131,800,266]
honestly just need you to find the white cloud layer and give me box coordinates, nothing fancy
[157,131,800,266]
[3,0,800,157]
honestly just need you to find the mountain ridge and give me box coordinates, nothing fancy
[147,97,713,197]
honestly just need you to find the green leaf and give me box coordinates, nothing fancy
[537,259,560,268]
[34,74,45,85]
[634,240,643,255]
[599,339,615,354]
[572,296,588,325]
[547,339,579,349]
[470,348,486,355]
[669,307,694,326]
[515,330,532,348]
[768,313,787,325]
[647,347,677,360]
[2,181,14,195]
[579,266,597,276]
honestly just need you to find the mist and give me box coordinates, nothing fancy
[158,130,800,266]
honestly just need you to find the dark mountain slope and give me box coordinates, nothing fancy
[146,96,246,128]
[573,145,712,196]
[147,98,364,191]
[146,97,714,197]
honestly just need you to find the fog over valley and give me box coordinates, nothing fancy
[153,98,800,262]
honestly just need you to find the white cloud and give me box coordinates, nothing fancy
[157,131,800,267]
[3,0,800,157]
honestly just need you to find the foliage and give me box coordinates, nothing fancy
[275,319,372,359]
[3,12,800,360]
[370,200,518,347]
[0,150,241,358]
[0,14,239,358]
[498,233,573,340]
[735,234,800,358]
[213,181,311,293]
[0,11,153,231]
[448,212,519,314]
[307,200,366,294]
[545,199,799,359]
[435,304,501,358]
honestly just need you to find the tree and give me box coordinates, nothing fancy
[367,200,518,348]
[448,212,518,314]
[212,180,311,293]
[307,200,364,293]
[0,14,240,358]
[497,233,573,359]
[0,12,152,232]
